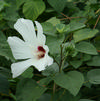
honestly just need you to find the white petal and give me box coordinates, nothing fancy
[43,45,49,53]
[33,54,53,71]
[47,55,53,66]
[7,36,32,59]
[14,18,37,44]
[11,59,33,78]
[11,55,53,78]
[35,21,46,45]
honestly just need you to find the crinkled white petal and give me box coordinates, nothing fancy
[46,55,54,66]
[33,54,53,71]
[9,18,54,78]
[11,54,53,78]
[35,21,46,45]
[43,45,49,53]
[11,59,33,78]
[7,36,32,59]
[14,18,37,44]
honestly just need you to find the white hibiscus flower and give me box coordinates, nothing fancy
[7,18,53,78]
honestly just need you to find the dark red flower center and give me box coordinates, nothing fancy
[37,46,46,59]
[38,46,45,53]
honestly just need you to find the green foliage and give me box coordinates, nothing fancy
[0,31,14,61]
[39,77,52,86]
[0,74,9,95]
[47,17,61,26]
[42,63,59,76]
[23,0,45,20]
[16,79,47,101]
[52,89,80,101]
[38,94,51,101]
[87,69,100,84]
[41,22,56,36]
[16,0,27,8]
[70,60,83,69]
[87,56,100,66]
[46,35,64,54]
[79,99,94,101]
[75,42,98,55]
[54,71,84,96]
[21,67,34,78]
[3,4,19,22]
[0,0,100,100]
[56,24,65,33]
[0,0,9,11]
[47,0,66,13]
[73,29,99,43]
[68,21,86,33]
[0,67,11,78]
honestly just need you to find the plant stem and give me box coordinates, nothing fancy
[59,45,63,73]
[53,83,56,95]
[93,15,100,29]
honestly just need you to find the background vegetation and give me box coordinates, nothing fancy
[0,0,100,101]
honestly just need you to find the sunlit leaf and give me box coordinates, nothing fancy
[74,29,98,43]
[23,0,45,20]
[47,17,60,26]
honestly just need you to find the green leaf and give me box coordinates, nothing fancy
[39,77,52,86]
[81,54,91,62]
[42,63,59,76]
[46,17,60,26]
[23,0,45,20]
[87,69,100,84]
[47,0,66,12]
[41,22,56,36]
[0,74,9,95]
[0,0,9,11]
[86,0,97,4]
[73,29,99,43]
[54,71,84,96]
[16,0,27,8]
[53,89,80,101]
[3,4,19,21]
[83,73,92,88]
[0,67,11,78]
[70,60,83,69]
[75,42,98,55]
[94,36,100,50]
[46,35,64,54]
[21,67,33,78]
[38,94,51,101]
[16,79,47,101]
[68,21,86,32]
[56,24,65,33]
[87,56,100,66]
[79,99,94,101]
[0,31,14,61]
